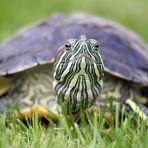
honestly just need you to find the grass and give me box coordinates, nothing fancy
[0,107,147,148]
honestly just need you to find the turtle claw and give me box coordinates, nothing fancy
[103,112,114,122]
[86,106,114,121]
[17,104,59,123]
[86,106,100,114]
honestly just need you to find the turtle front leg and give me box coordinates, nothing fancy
[86,105,114,122]
[17,104,59,123]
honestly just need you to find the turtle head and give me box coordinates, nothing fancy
[53,35,104,113]
[56,35,104,65]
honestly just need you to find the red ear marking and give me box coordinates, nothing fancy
[50,45,64,63]
[57,45,64,53]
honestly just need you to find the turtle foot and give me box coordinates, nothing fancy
[17,104,59,123]
[87,106,114,122]
[87,106,100,114]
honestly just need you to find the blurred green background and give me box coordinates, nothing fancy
[0,0,148,42]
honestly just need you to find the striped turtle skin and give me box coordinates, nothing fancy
[53,35,104,113]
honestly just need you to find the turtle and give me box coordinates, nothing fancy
[0,12,148,122]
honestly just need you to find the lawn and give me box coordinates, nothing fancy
[0,0,148,147]
[0,107,148,148]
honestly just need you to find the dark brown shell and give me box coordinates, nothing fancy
[0,13,148,85]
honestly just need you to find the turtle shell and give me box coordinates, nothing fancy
[0,12,148,85]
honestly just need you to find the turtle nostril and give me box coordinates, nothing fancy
[80,35,87,40]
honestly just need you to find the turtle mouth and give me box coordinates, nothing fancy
[73,53,91,61]
[62,54,101,64]
[71,53,101,65]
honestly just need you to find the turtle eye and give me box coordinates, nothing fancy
[94,43,99,50]
[90,39,99,50]
[94,43,99,48]
[65,42,71,50]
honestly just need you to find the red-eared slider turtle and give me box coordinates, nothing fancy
[0,13,148,121]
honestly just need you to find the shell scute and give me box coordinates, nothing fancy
[0,13,147,84]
